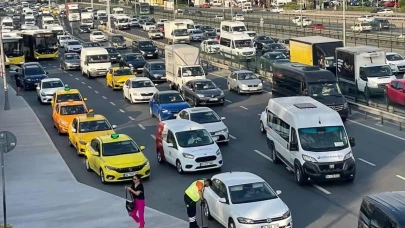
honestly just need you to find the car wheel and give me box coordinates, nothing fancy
[270,145,280,164]
[130,95,134,104]
[203,200,213,220]
[157,151,165,164]
[347,173,355,183]
[100,169,106,184]
[193,97,198,107]
[237,87,241,94]
[85,157,92,172]
[149,107,154,117]
[294,164,306,186]
[260,121,265,133]
[176,160,183,174]
[68,138,73,147]
[227,83,231,91]
[228,219,236,228]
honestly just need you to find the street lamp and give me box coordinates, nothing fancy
[0,23,10,111]
[343,0,346,46]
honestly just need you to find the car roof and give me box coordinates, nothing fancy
[157,90,180,95]
[387,52,400,55]
[234,70,253,74]
[41,78,62,83]
[162,119,204,132]
[111,66,131,70]
[212,172,264,186]
[183,107,213,113]
[77,114,107,122]
[64,53,79,56]
[58,100,85,106]
[55,88,80,94]
[129,77,152,81]
[24,65,42,69]
[188,79,213,83]
[23,62,40,66]
[365,191,405,225]
[99,134,131,143]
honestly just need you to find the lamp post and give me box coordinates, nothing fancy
[0,24,10,111]
[231,1,233,20]
[300,0,303,28]
[173,0,176,20]
[343,0,346,46]
[107,0,111,32]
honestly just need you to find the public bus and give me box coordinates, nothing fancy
[21,30,58,60]
[135,3,150,15]
[2,34,24,65]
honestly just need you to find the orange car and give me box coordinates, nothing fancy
[52,100,88,135]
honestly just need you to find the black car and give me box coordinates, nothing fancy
[14,63,49,90]
[181,79,224,106]
[82,42,102,48]
[262,43,289,56]
[120,53,147,73]
[60,53,80,71]
[131,40,158,59]
[78,24,91,33]
[253,35,275,50]
[369,18,392,31]
[143,61,166,82]
[200,25,214,32]
[105,47,121,63]
[109,34,127,49]
[202,31,216,40]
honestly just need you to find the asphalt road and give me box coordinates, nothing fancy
[10,18,405,228]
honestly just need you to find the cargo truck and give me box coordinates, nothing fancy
[164,21,190,44]
[66,3,80,22]
[165,44,206,90]
[336,46,396,100]
[290,36,343,74]
[81,12,94,29]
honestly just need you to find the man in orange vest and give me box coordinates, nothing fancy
[184,179,212,228]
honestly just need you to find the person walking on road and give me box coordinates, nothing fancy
[13,72,21,96]
[125,174,146,228]
[184,179,212,228]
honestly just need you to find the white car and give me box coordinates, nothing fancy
[357,15,374,22]
[58,35,73,47]
[189,29,204,41]
[142,22,155,31]
[177,107,229,143]
[292,8,305,12]
[200,39,220,53]
[64,40,83,53]
[233,14,244,21]
[89,31,106,42]
[203,172,293,228]
[148,29,164,39]
[270,7,284,12]
[296,19,312,27]
[351,22,372,32]
[214,15,224,20]
[130,19,139,27]
[386,52,405,73]
[292,16,308,24]
[36,78,65,104]
[123,77,158,103]
[377,9,393,14]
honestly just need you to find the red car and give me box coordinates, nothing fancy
[200,3,210,8]
[385,79,405,105]
[383,1,398,7]
[214,34,220,41]
[310,24,325,30]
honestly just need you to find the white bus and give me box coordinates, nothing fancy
[1,17,14,30]
[219,32,255,59]
[220,21,247,35]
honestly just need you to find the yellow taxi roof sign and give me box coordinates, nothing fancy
[87,109,95,117]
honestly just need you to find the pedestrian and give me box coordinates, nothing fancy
[125,174,145,228]
[13,71,21,96]
[184,179,212,228]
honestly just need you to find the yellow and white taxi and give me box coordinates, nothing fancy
[51,87,87,109]
[106,67,136,90]
[84,134,150,184]
[68,112,117,156]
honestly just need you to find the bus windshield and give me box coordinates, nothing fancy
[35,36,58,50]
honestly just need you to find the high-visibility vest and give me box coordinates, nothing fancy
[185,179,205,202]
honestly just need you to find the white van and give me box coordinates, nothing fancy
[219,32,256,59]
[80,47,111,78]
[220,21,247,34]
[114,15,130,30]
[24,15,36,26]
[111,7,124,18]
[96,10,107,20]
[42,16,55,29]
[21,1,29,8]
[260,96,356,185]
[1,17,14,30]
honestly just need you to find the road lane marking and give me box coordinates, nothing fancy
[240,106,248,110]
[128,116,135,120]
[396,175,405,181]
[53,65,56,67]
[95,91,99,94]
[81,81,86,84]
[347,119,405,142]
[102,96,107,99]
[313,184,332,195]
[257,113,261,116]
[253,150,273,161]
[138,124,146,130]
[225,99,232,103]
[229,134,237,140]
[357,158,376,167]
[119,109,125,113]
[69,74,73,76]
[63,71,67,73]
[151,134,156,140]
[88,86,92,89]
[110,102,116,106]
[75,78,79,80]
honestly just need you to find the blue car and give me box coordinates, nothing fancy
[149,91,191,121]
[15,63,48,90]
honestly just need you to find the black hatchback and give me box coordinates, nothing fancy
[105,47,121,63]
[131,40,158,59]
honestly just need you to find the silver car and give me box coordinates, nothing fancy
[227,70,263,94]
[64,40,83,53]
[36,78,65,104]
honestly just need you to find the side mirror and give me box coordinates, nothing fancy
[112,124,117,129]
[46,72,49,74]
[154,84,158,86]
[360,76,368,81]
[167,143,174,147]
[276,190,282,195]
[212,135,219,141]
[218,198,227,203]
[84,98,88,101]
[36,86,40,90]
[71,128,76,133]
[399,89,405,93]
[349,137,355,147]
[93,151,100,156]
[220,117,226,120]
[289,142,298,151]
[139,145,145,151]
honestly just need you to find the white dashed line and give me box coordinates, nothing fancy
[128,116,135,120]
[102,96,107,99]
[69,74,73,76]
[357,158,376,167]
[63,71,67,73]
[257,114,261,116]
[119,109,125,113]
[347,119,405,141]
[75,78,79,80]
[110,102,116,106]
[81,81,86,85]
[229,134,237,140]
[88,86,92,89]
[313,184,332,195]
[240,106,248,110]
[396,175,405,181]
[95,91,99,94]
[225,99,232,103]
[150,134,156,140]
[253,150,273,162]
[138,124,146,130]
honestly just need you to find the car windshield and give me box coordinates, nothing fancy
[308,82,342,97]
[93,32,103,35]
[84,42,101,47]
[87,54,109,63]
[266,53,287,60]
[234,39,253,48]
[229,182,277,204]
[205,32,216,37]
[207,40,219,45]
[193,81,217,90]
[102,140,140,156]
[132,80,154,88]
[79,120,111,133]
[114,68,133,76]
[361,23,370,26]
[362,65,393,77]
[151,63,165,70]
[269,44,285,49]
[387,54,404,61]
[258,36,272,40]
[57,93,81,102]
[159,93,184,103]
[149,29,159,33]
[190,111,221,124]
[25,66,45,75]
[298,126,349,152]
[238,72,258,80]
[105,47,118,53]
[175,129,214,148]
[193,30,203,34]
[68,41,80,45]
[80,25,89,28]
[60,105,86,115]
[139,41,154,48]
[42,81,63,88]
[173,29,188,36]
[65,54,80,60]
[112,36,124,42]
[60,36,72,40]
[127,54,144,60]
[183,66,203,77]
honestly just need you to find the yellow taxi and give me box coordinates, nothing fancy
[68,112,117,156]
[51,87,87,109]
[52,100,88,135]
[106,67,136,90]
[84,133,150,184]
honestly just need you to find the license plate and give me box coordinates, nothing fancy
[34,83,39,85]
[200,161,214,167]
[173,114,177,116]
[261,225,279,228]
[250,88,257,91]
[325,174,340,179]
[147,54,153,56]
[137,68,143,70]
[209,98,218,101]
[124,172,137,177]
[142,96,150,99]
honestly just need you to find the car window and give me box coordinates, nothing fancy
[228,182,277,204]
[167,130,177,148]
[60,105,86,115]
[132,80,153,88]
[190,111,220,124]
[175,129,214,148]
[42,81,63,88]
[65,54,80,60]
[151,63,165,70]
[114,68,133,76]
[397,83,403,90]
[390,81,398,89]
[159,93,184,103]
[102,140,140,156]
[210,179,221,196]
[68,41,80,45]
[79,120,111,133]
[25,66,45,76]
[370,208,388,228]
[90,139,99,152]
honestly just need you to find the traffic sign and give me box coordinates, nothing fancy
[0,131,17,153]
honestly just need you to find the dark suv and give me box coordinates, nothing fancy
[369,18,391,31]
[131,40,158,59]
[108,34,126,49]
[14,63,49,90]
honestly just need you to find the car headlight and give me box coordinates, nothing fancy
[144,160,150,166]
[79,139,87,145]
[258,82,263,87]
[105,165,117,171]
[197,94,204,98]
[182,153,194,159]
[241,84,248,88]
[161,109,169,113]
[40,92,46,96]
[302,154,317,163]
[220,128,228,133]
[155,49,158,53]
[343,102,348,109]
[59,120,68,125]
[117,54,121,57]
[153,74,162,77]
[66,62,72,66]
[132,93,139,96]
[90,68,96,72]
[26,78,32,81]
[216,149,221,156]
[237,217,254,224]
[129,64,133,67]
[282,210,291,219]
[220,91,224,96]
[141,51,145,55]
[344,151,353,160]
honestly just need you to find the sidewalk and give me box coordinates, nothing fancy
[0,78,187,228]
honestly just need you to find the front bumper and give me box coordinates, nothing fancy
[196,96,225,105]
[130,66,145,73]
[173,39,190,44]
[65,64,80,70]
[24,81,40,89]
[113,44,127,49]
[93,37,107,42]
[149,76,167,82]
[103,163,151,182]
[150,34,163,39]
[57,124,69,134]
[302,158,356,182]
[112,82,125,89]
[77,142,87,154]
[236,217,292,228]
[210,131,229,143]
[131,94,153,103]
[117,25,129,30]
[142,52,158,59]
[39,94,53,103]
[67,49,81,53]
[191,36,202,41]
[89,70,108,77]
[239,87,263,94]
[181,155,223,172]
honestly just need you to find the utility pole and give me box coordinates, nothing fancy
[343,0,346,46]
[173,0,176,20]
[107,0,111,32]
[300,0,303,28]
[0,25,10,111]
[231,1,233,20]
[91,0,94,8]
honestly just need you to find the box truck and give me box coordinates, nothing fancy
[165,44,206,90]
[66,3,80,22]
[164,21,190,44]
[81,12,94,29]
[290,36,343,73]
[336,46,396,100]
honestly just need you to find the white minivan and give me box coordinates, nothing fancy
[80,47,111,78]
[260,96,356,185]
[219,32,256,59]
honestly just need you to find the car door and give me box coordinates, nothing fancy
[106,69,113,86]
[162,130,177,165]
[204,179,221,221]
[183,81,192,100]
[395,82,405,105]
[143,62,150,77]
[92,140,103,173]
[68,118,78,146]
[288,127,299,166]
[123,79,130,98]
[52,104,59,126]
[151,93,160,115]
[213,180,231,226]
[227,73,235,89]
[231,72,238,89]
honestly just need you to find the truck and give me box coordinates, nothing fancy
[81,12,94,29]
[336,46,396,101]
[165,44,206,90]
[164,21,190,44]
[111,7,125,19]
[66,3,80,22]
[289,36,343,74]
[193,0,207,7]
